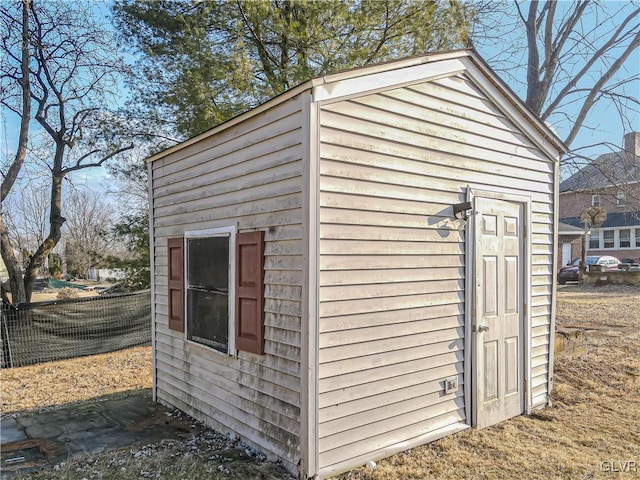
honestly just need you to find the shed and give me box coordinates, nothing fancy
[147,49,565,478]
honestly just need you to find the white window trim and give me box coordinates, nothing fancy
[619,229,631,248]
[184,226,237,355]
[603,230,615,249]
[591,194,600,207]
[590,227,640,250]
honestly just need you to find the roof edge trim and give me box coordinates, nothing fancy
[147,48,566,164]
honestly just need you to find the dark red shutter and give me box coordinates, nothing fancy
[167,237,184,333]
[235,230,265,354]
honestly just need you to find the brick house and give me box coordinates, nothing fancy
[557,223,584,267]
[559,132,640,263]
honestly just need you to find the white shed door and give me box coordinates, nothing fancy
[474,196,524,429]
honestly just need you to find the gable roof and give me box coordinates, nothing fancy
[147,49,566,164]
[560,212,640,229]
[560,147,640,193]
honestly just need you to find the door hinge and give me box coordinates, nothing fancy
[524,224,528,236]
[523,378,528,395]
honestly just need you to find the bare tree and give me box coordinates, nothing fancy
[520,1,638,148]
[472,1,639,149]
[1,0,133,303]
[1,0,30,302]
[3,180,50,275]
[470,1,640,214]
[63,189,116,278]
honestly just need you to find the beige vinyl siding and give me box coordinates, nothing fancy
[316,73,555,475]
[151,95,304,473]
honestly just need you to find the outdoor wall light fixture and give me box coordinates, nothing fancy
[453,201,472,224]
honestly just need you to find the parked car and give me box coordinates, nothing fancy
[618,258,640,271]
[557,255,620,284]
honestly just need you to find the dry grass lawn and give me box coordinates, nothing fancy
[0,347,152,414]
[339,284,640,480]
[1,284,638,479]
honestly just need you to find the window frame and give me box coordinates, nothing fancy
[603,230,614,249]
[619,229,631,248]
[588,230,600,249]
[184,226,237,355]
[591,194,600,207]
[616,191,626,206]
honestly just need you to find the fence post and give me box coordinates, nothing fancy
[1,304,15,368]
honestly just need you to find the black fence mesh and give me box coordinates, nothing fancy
[1,291,151,368]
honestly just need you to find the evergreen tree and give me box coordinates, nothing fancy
[113,0,473,137]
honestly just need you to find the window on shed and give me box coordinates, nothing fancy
[588,232,600,249]
[603,230,614,249]
[591,195,600,207]
[620,229,631,248]
[186,233,233,353]
[182,227,265,356]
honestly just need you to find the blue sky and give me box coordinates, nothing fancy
[1,0,638,190]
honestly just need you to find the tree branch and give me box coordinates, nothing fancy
[541,6,640,119]
[62,144,134,174]
[235,1,279,88]
[564,28,640,146]
[1,0,30,203]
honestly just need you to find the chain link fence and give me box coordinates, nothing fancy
[1,291,151,368]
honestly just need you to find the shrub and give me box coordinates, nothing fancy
[57,287,80,300]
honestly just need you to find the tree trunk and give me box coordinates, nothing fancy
[23,151,66,303]
[0,215,26,304]
[0,0,30,305]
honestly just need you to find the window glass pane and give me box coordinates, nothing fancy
[589,233,599,249]
[592,195,600,206]
[636,229,640,247]
[188,237,228,290]
[187,236,230,352]
[603,231,614,248]
[620,229,630,248]
[188,289,228,352]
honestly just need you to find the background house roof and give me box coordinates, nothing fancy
[560,132,640,192]
[560,212,640,229]
[558,223,585,235]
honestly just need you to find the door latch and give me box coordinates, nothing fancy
[473,324,489,333]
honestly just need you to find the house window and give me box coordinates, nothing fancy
[603,230,614,249]
[635,228,640,248]
[616,191,626,206]
[591,195,600,207]
[589,231,600,249]
[186,227,236,354]
[620,229,631,248]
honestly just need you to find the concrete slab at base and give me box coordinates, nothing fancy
[0,391,196,479]
[0,417,28,444]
